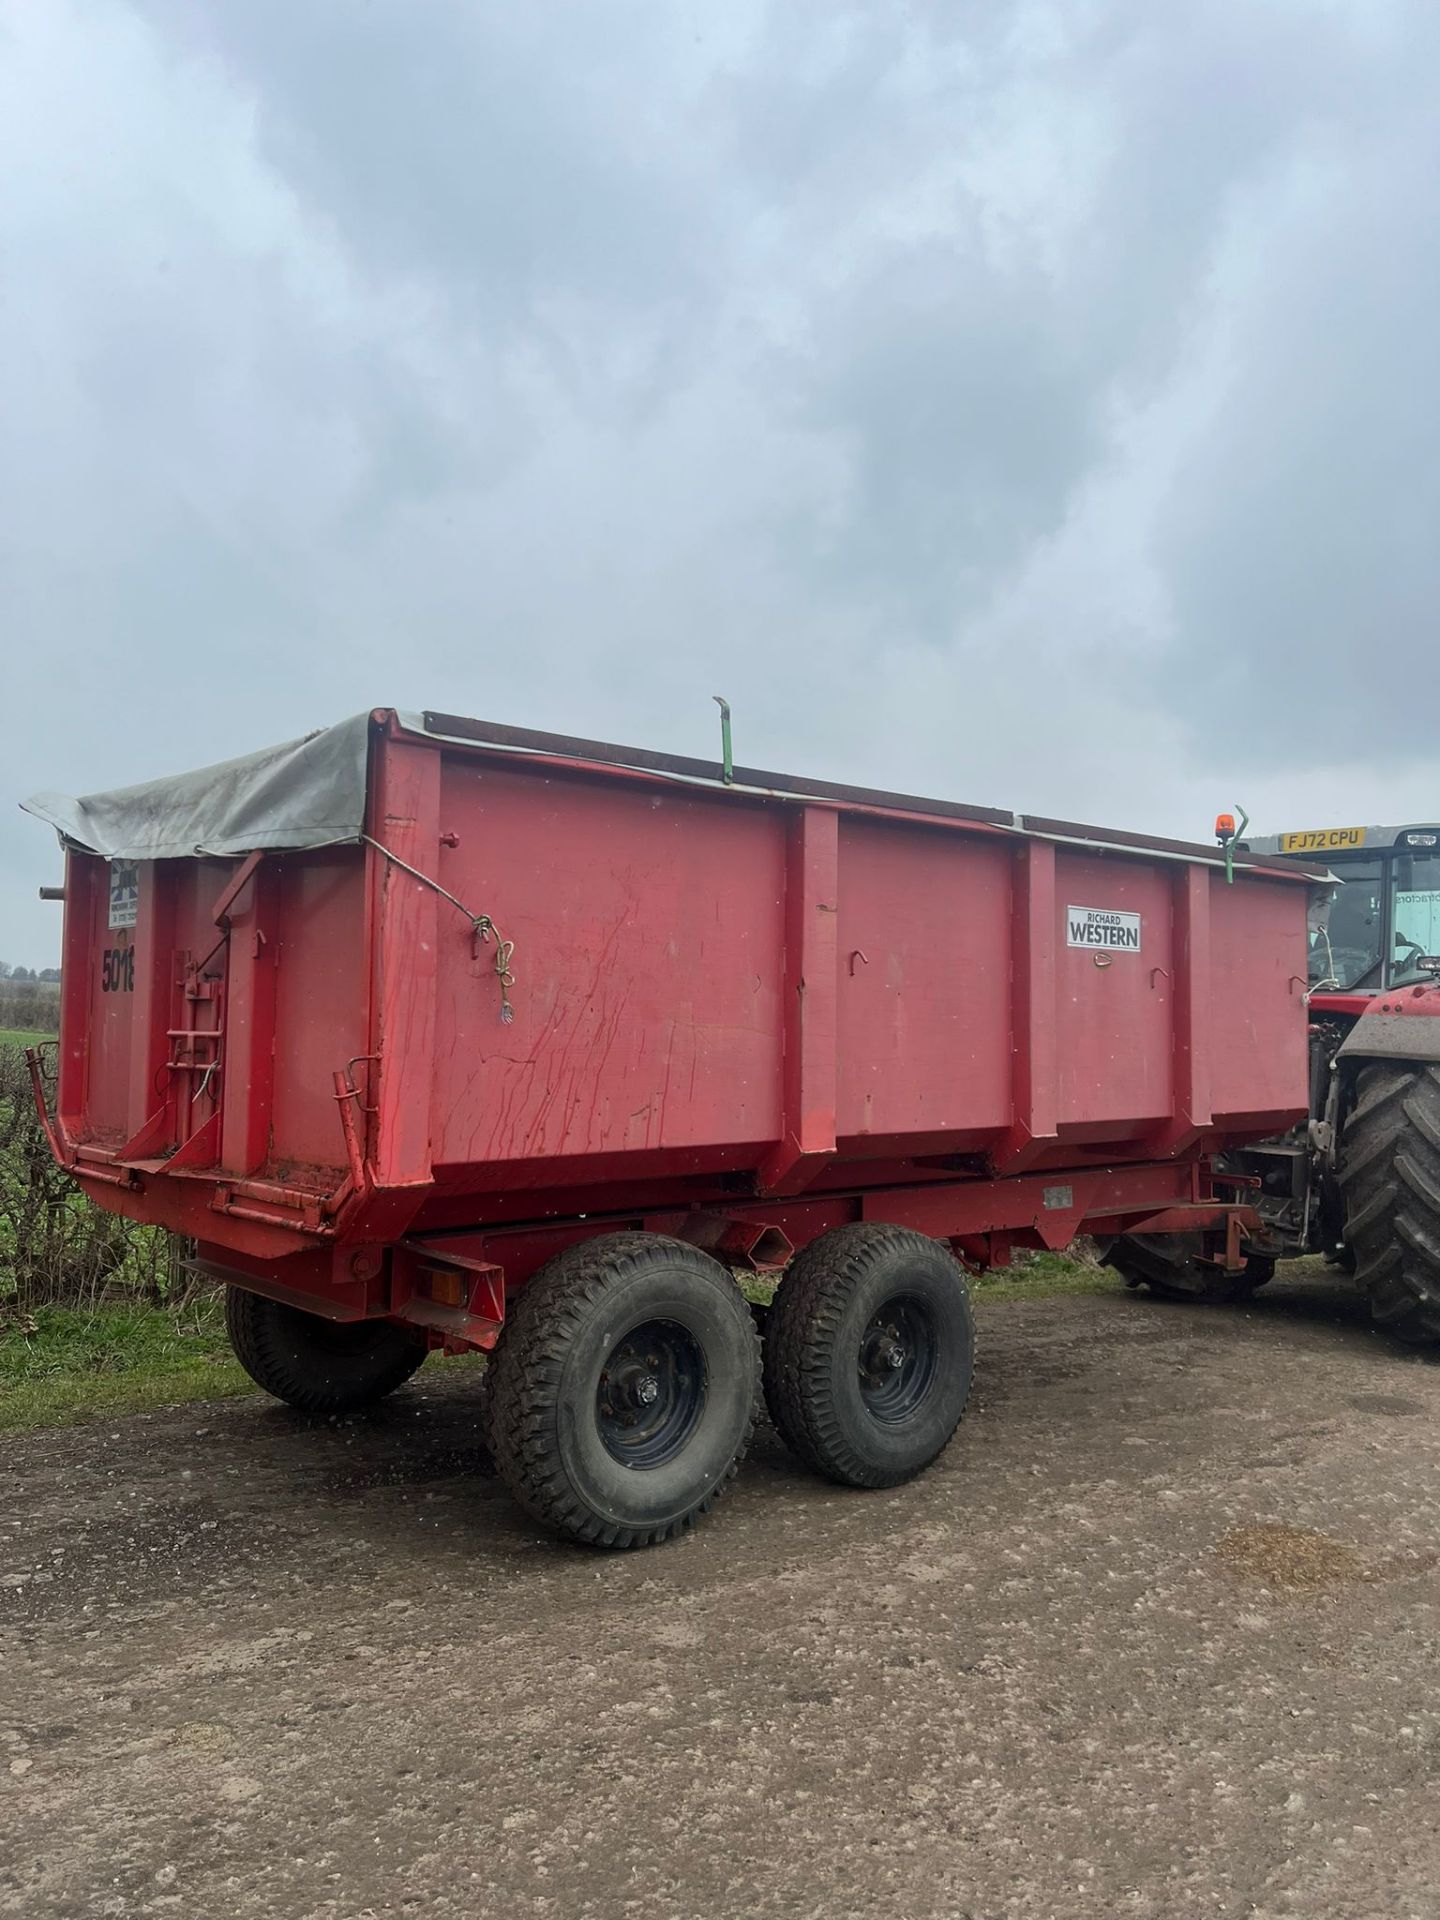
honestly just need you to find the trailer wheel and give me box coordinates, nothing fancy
[1339,1062,1440,1344]
[223,1287,427,1413]
[762,1224,974,1490]
[1097,1234,1274,1303]
[485,1233,760,1548]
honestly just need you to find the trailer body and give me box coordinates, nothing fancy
[27,709,1315,1351]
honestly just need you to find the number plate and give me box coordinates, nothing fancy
[1279,827,1366,853]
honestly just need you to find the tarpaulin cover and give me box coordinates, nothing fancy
[22,712,378,861]
[24,708,1330,882]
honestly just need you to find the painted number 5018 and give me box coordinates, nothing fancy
[101,947,135,993]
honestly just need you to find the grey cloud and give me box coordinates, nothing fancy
[3,0,1439,969]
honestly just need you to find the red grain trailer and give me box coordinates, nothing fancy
[26,710,1315,1546]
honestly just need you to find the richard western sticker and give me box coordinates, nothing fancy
[1066,905,1141,952]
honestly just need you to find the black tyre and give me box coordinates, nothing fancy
[762,1224,974,1490]
[1339,1062,1440,1344]
[224,1286,427,1413]
[485,1233,760,1549]
[1098,1233,1274,1303]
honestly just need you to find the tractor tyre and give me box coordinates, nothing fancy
[1338,1062,1440,1345]
[1098,1234,1275,1304]
[224,1287,427,1413]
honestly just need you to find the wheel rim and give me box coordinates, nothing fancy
[596,1319,707,1469]
[856,1294,938,1424]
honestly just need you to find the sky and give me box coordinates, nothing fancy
[4,0,1439,967]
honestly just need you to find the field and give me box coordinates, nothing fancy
[0,1027,52,1050]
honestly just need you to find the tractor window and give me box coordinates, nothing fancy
[1309,859,1384,987]
[1390,850,1440,985]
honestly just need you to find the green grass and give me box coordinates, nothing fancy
[745,1248,1116,1309]
[0,1028,52,1051]
[970,1250,1126,1302]
[0,1300,254,1431]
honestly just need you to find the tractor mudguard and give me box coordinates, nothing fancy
[1336,984,1440,1066]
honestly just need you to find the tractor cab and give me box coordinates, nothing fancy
[1240,824,1440,1005]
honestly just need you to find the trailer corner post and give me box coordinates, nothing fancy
[1148,861,1213,1158]
[368,736,441,1191]
[992,838,1058,1174]
[758,805,839,1196]
[220,857,280,1176]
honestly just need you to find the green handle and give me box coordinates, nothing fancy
[1225,806,1250,885]
[713,695,733,785]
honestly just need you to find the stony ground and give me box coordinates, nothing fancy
[4,1266,1440,1920]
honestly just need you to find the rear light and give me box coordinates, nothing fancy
[421,1266,467,1308]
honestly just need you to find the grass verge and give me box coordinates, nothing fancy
[0,1029,52,1051]
[3,1253,1123,1434]
[0,1299,254,1432]
[970,1250,1125,1303]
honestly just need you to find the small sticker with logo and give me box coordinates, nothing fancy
[109,862,139,930]
[1042,1184,1074,1211]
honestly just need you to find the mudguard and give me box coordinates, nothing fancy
[1336,984,1440,1065]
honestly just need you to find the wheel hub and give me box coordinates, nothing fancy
[856,1298,938,1424]
[596,1320,707,1468]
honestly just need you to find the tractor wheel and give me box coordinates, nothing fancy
[485,1233,760,1548]
[762,1224,975,1489]
[224,1287,427,1413]
[1098,1234,1275,1303]
[1338,1062,1440,1344]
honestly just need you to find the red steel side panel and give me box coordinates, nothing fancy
[1053,852,1175,1132]
[57,846,365,1186]
[427,757,786,1172]
[267,850,368,1178]
[834,818,1013,1151]
[1208,873,1311,1121]
[77,856,223,1151]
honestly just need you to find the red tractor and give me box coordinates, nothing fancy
[1105,822,1440,1341]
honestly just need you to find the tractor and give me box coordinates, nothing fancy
[1104,822,1440,1342]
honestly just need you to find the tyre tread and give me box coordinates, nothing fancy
[223,1287,426,1413]
[762,1223,973,1490]
[1340,1062,1440,1343]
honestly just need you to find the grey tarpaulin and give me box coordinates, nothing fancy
[22,712,379,861]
